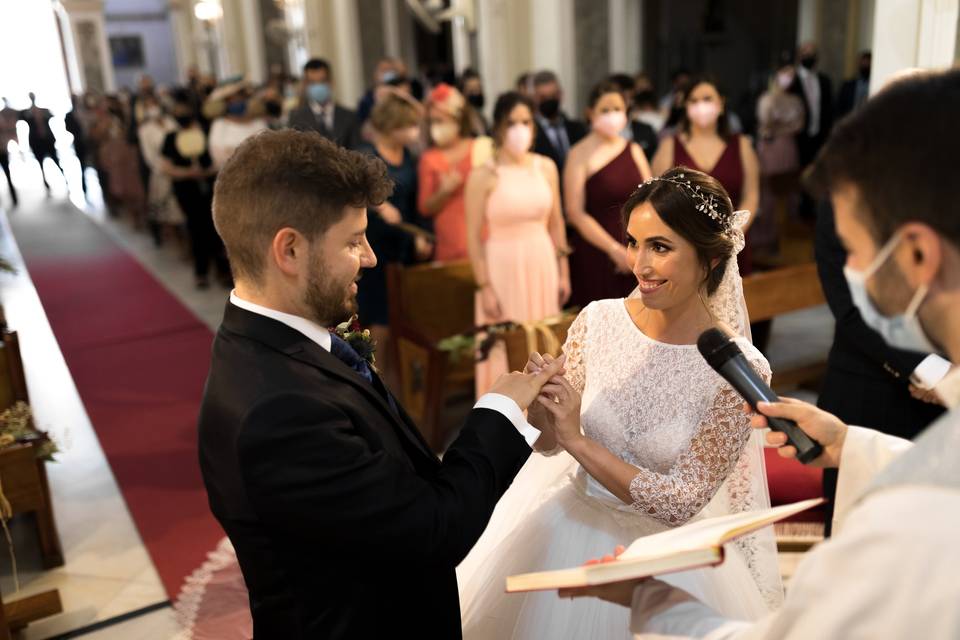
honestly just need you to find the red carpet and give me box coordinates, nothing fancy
[13,206,224,599]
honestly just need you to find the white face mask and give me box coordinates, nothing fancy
[503,123,532,157]
[430,121,458,147]
[843,231,937,354]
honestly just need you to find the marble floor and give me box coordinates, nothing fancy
[0,148,832,637]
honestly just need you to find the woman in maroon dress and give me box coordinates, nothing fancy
[564,81,652,307]
[651,77,759,274]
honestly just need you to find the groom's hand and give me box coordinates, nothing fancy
[489,355,566,411]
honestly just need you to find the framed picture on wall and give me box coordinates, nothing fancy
[109,35,145,68]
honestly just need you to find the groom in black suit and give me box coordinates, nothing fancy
[198,129,562,639]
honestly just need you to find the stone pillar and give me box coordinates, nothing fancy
[796,0,819,45]
[301,0,364,106]
[168,0,200,83]
[572,0,606,115]
[532,0,577,110]
[476,0,532,111]
[609,0,643,74]
[61,0,116,93]
[870,0,960,94]
[238,0,267,83]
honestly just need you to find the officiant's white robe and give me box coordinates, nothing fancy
[630,368,960,639]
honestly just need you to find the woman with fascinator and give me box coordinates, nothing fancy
[458,167,781,638]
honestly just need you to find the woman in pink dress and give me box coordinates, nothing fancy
[465,92,571,396]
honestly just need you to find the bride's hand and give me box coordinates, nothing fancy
[536,374,582,447]
[524,352,565,436]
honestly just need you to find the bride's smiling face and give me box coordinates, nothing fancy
[625,202,706,310]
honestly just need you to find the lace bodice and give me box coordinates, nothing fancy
[563,299,772,525]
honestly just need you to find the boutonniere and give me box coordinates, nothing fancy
[332,315,377,366]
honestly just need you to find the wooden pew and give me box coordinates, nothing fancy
[0,329,63,569]
[387,261,476,452]
[742,262,827,390]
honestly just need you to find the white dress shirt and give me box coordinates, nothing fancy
[228,291,541,446]
[796,66,821,137]
[308,100,335,132]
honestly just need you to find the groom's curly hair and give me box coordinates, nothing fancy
[622,167,735,295]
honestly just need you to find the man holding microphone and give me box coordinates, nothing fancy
[562,68,960,638]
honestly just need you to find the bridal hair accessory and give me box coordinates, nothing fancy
[638,174,750,255]
[639,172,727,228]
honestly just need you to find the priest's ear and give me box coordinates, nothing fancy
[899,222,943,290]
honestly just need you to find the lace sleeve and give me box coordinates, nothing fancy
[628,352,772,526]
[561,307,588,394]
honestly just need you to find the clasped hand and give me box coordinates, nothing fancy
[525,351,582,447]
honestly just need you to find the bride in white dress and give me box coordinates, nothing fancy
[458,167,782,639]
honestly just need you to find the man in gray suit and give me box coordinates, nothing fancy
[288,58,361,150]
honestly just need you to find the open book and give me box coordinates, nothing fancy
[506,498,823,593]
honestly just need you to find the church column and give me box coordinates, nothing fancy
[168,0,200,83]
[60,0,116,93]
[300,0,363,106]
[870,0,960,94]
[609,0,643,75]
[532,0,578,112]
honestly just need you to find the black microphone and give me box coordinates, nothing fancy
[697,326,823,465]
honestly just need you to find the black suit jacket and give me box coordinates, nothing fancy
[814,201,943,439]
[534,114,587,171]
[198,304,531,639]
[287,102,362,149]
[788,71,834,164]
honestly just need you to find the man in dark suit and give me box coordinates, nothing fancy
[200,130,563,638]
[287,58,362,149]
[836,51,872,120]
[531,70,587,172]
[814,199,946,534]
[789,43,834,168]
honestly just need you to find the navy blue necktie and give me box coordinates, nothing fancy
[329,334,398,415]
[329,334,373,383]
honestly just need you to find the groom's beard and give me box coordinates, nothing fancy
[303,255,359,326]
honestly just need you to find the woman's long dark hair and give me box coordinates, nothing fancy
[679,75,732,140]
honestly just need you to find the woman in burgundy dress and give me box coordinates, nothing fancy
[651,77,759,274]
[564,81,652,308]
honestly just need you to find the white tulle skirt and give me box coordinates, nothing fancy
[458,452,772,639]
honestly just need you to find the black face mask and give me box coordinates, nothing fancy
[800,55,817,70]
[539,97,560,119]
[467,93,485,110]
[175,115,193,128]
[859,66,871,80]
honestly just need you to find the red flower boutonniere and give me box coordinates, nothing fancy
[332,316,377,366]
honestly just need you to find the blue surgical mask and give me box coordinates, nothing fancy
[843,231,936,353]
[307,82,331,104]
[226,101,247,117]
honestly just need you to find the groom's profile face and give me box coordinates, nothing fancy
[303,206,377,326]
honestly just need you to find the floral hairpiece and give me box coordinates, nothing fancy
[639,172,728,230]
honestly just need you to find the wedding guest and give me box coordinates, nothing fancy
[90,95,145,222]
[789,42,834,220]
[357,93,433,383]
[532,70,587,172]
[564,81,652,307]
[287,58,361,149]
[562,68,960,640]
[161,91,229,289]
[138,95,185,247]
[64,94,91,198]
[466,91,570,396]
[418,83,477,261]
[0,97,19,207]
[607,73,659,165]
[651,76,759,275]
[458,67,489,134]
[752,54,805,257]
[207,83,268,169]
[836,51,872,119]
[19,92,66,195]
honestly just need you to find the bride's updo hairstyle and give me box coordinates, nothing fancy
[621,166,735,296]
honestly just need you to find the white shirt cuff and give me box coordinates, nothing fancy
[474,393,541,447]
[911,354,952,389]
